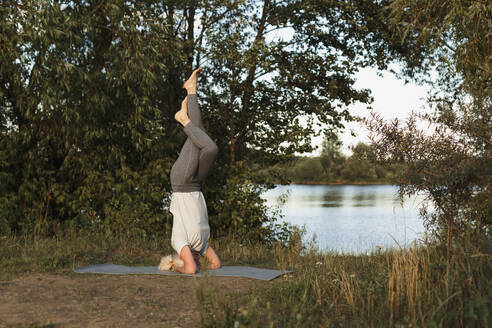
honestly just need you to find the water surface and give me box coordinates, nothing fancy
[261,184,429,255]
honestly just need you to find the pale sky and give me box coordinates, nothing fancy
[264,27,433,157]
[303,67,432,156]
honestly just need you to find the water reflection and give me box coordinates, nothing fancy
[262,184,428,255]
[321,190,344,207]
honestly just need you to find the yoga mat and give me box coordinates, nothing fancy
[74,263,292,281]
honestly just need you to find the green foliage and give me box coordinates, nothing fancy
[1,1,409,238]
[292,157,324,181]
[258,134,401,184]
[340,157,376,181]
[385,0,491,90]
[362,0,492,252]
[320,132,345,178]
[0,1,182,236]
[205,160,290,243]
[198,0,398,169]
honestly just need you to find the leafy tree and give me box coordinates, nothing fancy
[351,142,376,163]
[319,131,344,179]
[362,0,491,254]
[341,142,378,181]
[188,0,407,237]
[291,157,323,182]
[340,158,375,181]
[0,0,182,235]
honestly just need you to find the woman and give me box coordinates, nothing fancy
[168,68,221,274]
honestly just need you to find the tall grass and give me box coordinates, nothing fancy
[195,234,491,327]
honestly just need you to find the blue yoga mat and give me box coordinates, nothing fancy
[74,263,292,281]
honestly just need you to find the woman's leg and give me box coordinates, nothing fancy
[186,94,205,131]
[175,67,218,182]
[183,68,204,128]
[175,97,218,182]
[183,121,218,181]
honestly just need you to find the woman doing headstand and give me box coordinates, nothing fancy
[168,68,221,274]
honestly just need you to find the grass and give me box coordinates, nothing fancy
[0,228,490,327]
[0,229,174,280]
[196,234,490,327]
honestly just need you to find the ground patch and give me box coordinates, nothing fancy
[0,272,269,327]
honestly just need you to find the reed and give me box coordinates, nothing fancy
[196,236,491,327]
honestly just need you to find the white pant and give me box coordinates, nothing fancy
[169,191,210,255]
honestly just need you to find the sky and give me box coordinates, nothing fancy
[303,67,432,156]
[264,26,433,157]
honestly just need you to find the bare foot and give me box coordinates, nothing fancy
[183,68,203,94]
[174,97,191,127]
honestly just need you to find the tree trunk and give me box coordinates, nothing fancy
[229,0,270,175]
[229,138,236,176]
[448,216,454,257]
[186,4,195,75]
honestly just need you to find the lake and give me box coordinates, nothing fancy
[261,184,429,255]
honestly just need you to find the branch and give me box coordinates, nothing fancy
[263,25,294,35]
[237,0,271,140]
[253,68,274,80]
[186,4,195,73]
[28,51,43,91]
[439,38,456,53]
[439,37,492,75]
[195,6,233,52]
[174,16,184,38]
[89,0,105,16]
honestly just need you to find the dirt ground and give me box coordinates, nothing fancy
[0,271,268,328]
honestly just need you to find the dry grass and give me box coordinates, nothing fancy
[196,236,491,327]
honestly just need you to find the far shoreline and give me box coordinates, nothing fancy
[272,181,393,186]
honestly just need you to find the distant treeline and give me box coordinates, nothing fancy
[256,141,404,184]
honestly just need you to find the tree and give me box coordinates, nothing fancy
[351,142,376,163]
[0,0,182,235]
[199,0,404,175]
[319,131,344,178]
[362,0,491,254]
